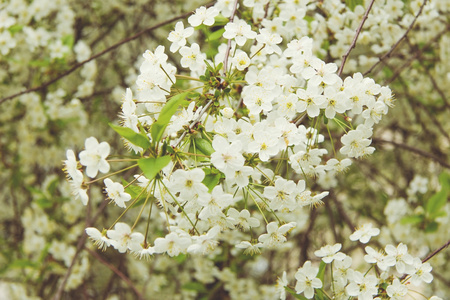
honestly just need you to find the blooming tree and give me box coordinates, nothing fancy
[0,0,449,299]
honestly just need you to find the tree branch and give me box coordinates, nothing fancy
[363,0,429,76]
[0,3,214,105]
[422,239,450,263]
[85,247,143,300]
[223,0,240,74]
[337,0,376,76]
[372,138,450,169]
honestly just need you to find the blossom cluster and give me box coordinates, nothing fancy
[278,226,438,300]
[1,0,448,298]
[64,1,396,259]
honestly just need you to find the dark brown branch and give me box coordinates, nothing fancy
[405,38,449,109]
[337,0,376,76]
[223,0,240,74]
[393,74,450,142]
[52,200,109,300]
[422,239,450,263]
[85,247,143,300]
[373,138,450,169]
[382,26,449,85]
[363,0,428,76]
[300,208,318,264]
[0,3,214,105]
[324,199,340,243]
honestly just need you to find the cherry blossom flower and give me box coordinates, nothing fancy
[340,125,375,158]
[296,86,326,118]
[256,28,282,54]
[258,222,296,248]
[314,243,346,263]
[179,43,206,72]
[386,279,408,300]
[385,243,414,274]
[79,137,110,178]
[349,223,380,244]
[107,223,145,253]
[104,178,132,208]
[211,135,245,173]
[294,261,322,299]
[154,231,191,257]
[188,6,219,27]
[276,271,288,300]
[63,149,82,181]
[235,241,263,255]
[167,21,194,53]
[227,208,260,230]
[346,271,378,300]
[187,226,221,254]
[85,227,111,251]
[223,19,257,46]
[409,257,433,285]
[364,246,396,271]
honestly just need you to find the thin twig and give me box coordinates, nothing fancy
[422,240,450,263]
[337,0,376,76]
[363,0,428,76]
[392,74,450,142]
[0,3,215,105]
[85,247,144,299]
[174,99,215,147]
[223,0,240,74]
[380,25,449,85]
[373,138,450,169]
[52,200,108,300]
[405,38,449,108]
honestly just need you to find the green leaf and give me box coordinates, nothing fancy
[425,221,438,233]
[8,259,39,270]
[173,253,187,263]
[214,15,229,26]
[400,215,424,225]
[121,179,149,207]
[346,0,364,11]
[138,156,171,182]
[35,198,53,209]
[8,24,23,34]
[194,138,215,156]
[62,35,74,48]
[438,171,450,189]
[29,59,51,67]
[182,282,207,293]
[202,173,221,192]
[425,189,448,218]
[208,28,225,41]
[109,123,151,150]
[317,261,326,283]
[315,261,326,300]
[284,286,308,300]
[151,92,189,143]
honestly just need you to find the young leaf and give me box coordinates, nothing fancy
[151,92,189,143]
[317,261,326,283]
[400,215,424,225]
[284,286,308,300]
[202,173,221,192]
[346,0,364,11]
[194,138,215,156]
[425,188,448,219]
[109,123,151,150]
[121,179,148,207]
[315,261,326,300]
[138,156,171,182]
[182,282,207,293]
[208,28,225,41]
